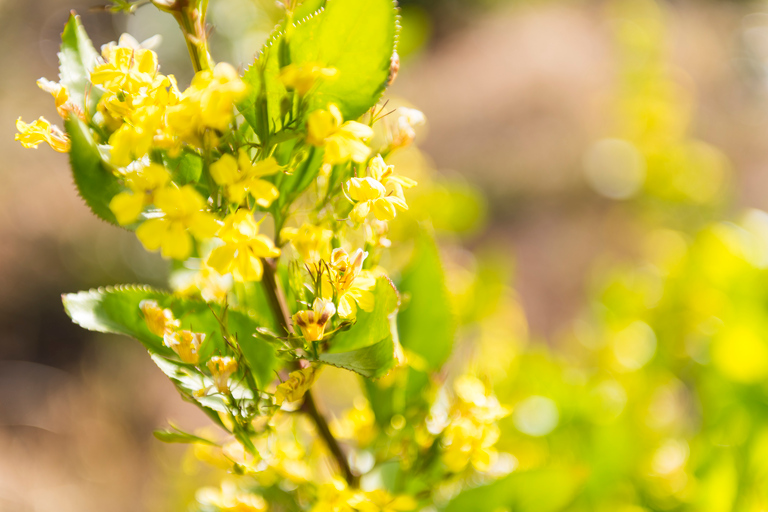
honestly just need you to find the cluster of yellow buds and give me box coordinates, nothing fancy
[439,376,509,473]
[310,482,417,512]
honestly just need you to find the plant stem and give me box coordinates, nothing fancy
[153,0,213,72]
[261,257,357,486]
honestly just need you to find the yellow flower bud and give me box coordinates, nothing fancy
[292,298,336,343]
[207,356,238,394]
[139,299,180,337]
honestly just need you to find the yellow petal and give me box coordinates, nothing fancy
[207,244,237,276]
[109,191,145,225]
[248,179,280,208]
[161,222,193,260]
[136,218,169,251]
[210,153,239,186]
[372,198,397,221]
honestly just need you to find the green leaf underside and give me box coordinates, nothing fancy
[317,276,400,378]
[66,117,123,226]
[397,229,455,369]
[239,0,397,139]
[443,468,580,512]
[59,14,102,115]
[61,285,279,388]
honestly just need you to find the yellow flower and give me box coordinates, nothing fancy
[368,155,417,189]
[207,210,281,282]
[197,480,268,512]
[351,490,417,512]
[164,329,205,364]
[90,46,158,94]
[389,107,425,150]
[173,263,232,303]
[109,162,171,225]
[326,248,376,319]
[108,104,165,166]
[311,479,356,512]
[346,177,408,224]
[207,356,238,394]
[280,223,333,263]
[364,219,391,249]
[139,299,180,337]
[167,63,247,147]
[210,150,280,207]
[292,298,336,343]
[15,117,70,153]
[307,104,373,165]
[135,185,220,260]
[442,417,500,473]
[279,62,337,96]
[274,366,320,405]
[37,78,71,118]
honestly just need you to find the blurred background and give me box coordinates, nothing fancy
[5,0,768,510]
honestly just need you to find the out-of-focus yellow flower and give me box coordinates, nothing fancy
[173,262,233,303]
[135,185,220,260]
[351,489,417,512]
[90,46,158,94]
[388,107,425,150]
[207,356,238,394]
[326,248,376,318]
[307,104,373,165]
[364,219,391,248]
[197,480,268,512]
[139,299,180,337]
[292,298,336,343]
[311,479,356,512]
[163,329,205,364]
[210,150,280,207]
[331,399,376,446]
[368,155,417,189]
[37,78,71,118]
[167,63,247,147]
[274,366,320,405]
[109,162,171,225]
[281,223,333,263]
[346,177,408,224]
[207,210,281,282]
[279,62,337,96]
[15,117,70,153]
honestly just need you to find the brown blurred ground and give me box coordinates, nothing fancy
[2,0,768,510]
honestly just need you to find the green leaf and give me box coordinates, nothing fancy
[154,425,217,445]
[66,117,122,226]
[442,468,581,512]
[397,229,454,370]
[317,276,401,378]
[290,0,398,121]
[239,0,398,138]
[162,149,203,185]
[61,285,280,388]
[59,14,102,115]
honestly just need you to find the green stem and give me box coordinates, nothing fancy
[153,0,213,73]
[261,257,357,486]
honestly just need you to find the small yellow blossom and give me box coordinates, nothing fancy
[210,150,280,207]
[109,162,171,225]
[307,104,373,165]
[368,155,417,189]
[135,185,220,260]
[350,490,417,512]
[274,366,320,405]
[207,210,282,282]
[325,248,376,318]
[279,62,337,96]
[15,117,70,153]
[108,104,165,166]
[292,298,336,343]
[197,480,268,512]
[389,107,425,150]
[139,299,180,337]
[173,263,233,303]
[37,78,71,118]
[167,63,247,147]
[90,46,158,94]
[311,479,356,512]
[207,356,238,394]
[364,219,391,248]
[346,177,408,224]
[280,223,333,263]
[164,329,205,364]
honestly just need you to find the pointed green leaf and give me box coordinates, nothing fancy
[397,229,454,369]
[153,427,217,445]
[317,277,401,378]
[59,14,102,114]
[290,0,398,121]
[65,117,122,225]
[62,285,280,388]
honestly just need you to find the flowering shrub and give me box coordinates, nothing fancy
[16,0,508,509]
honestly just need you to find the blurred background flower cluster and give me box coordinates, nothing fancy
[5,0,768,510]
